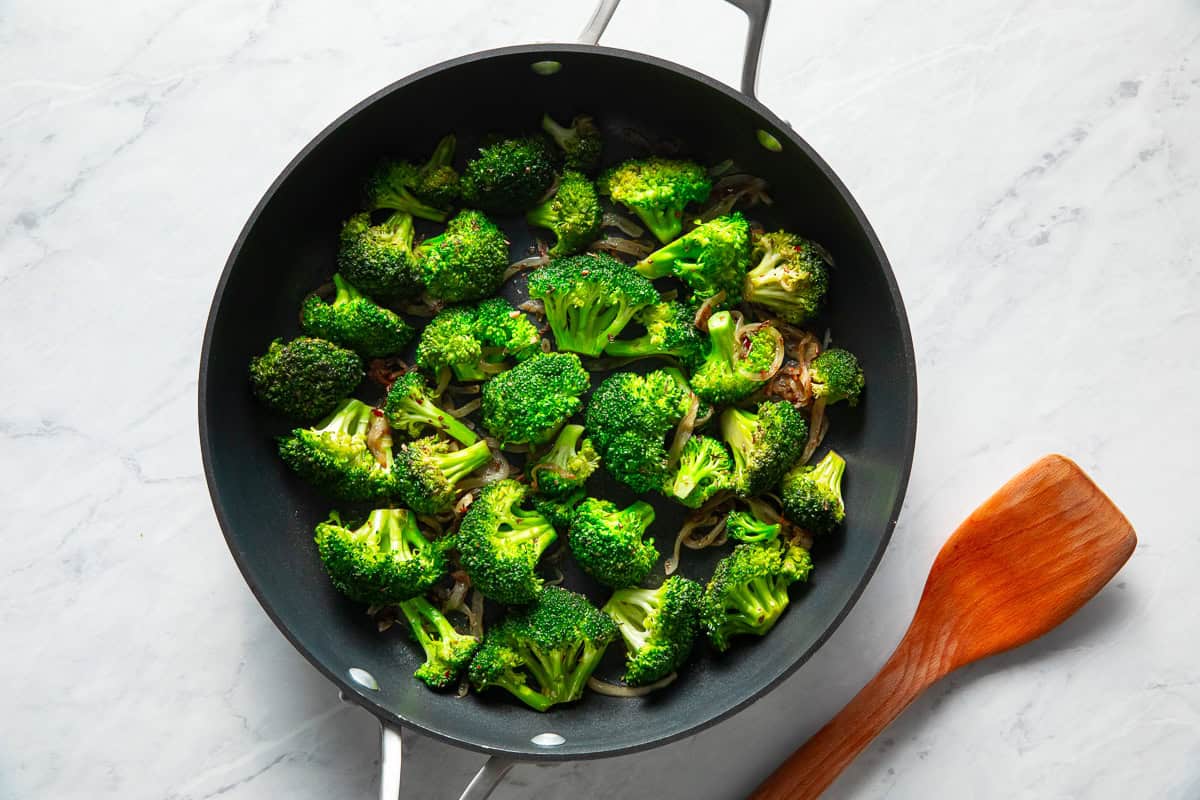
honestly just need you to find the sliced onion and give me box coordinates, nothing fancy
[453,491,476,515]
[744,496,782,525]
[442,574,470,614]
[602,210,645,238]
[587,672,677,697]
[734,321,785,383]
[589,235,654,259]
[693,291,726,332]
[666,392,700,470]
[545,566,565,586]
[366,412,393,468]
[708,159,735,177]
[801,397,829,464]
[433,369,451,398]
[456,680,470,698]
[469,590,484,640]
[447,398,481,418]
[418,515,444,537]
[519,299,546,316]
[699,174,773,222]
[504,254,550,282]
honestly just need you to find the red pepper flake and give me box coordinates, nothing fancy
[372,408,384,417]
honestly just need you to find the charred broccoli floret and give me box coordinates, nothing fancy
[392,436,492,514]
[336,211,423,301]
[481,352,590,447]
[603,576,703,686]
[526,253,658,356]
[603,300,705,365]
[527,424,599,498]
[689,310,784,406]
[810,348,865,407]
[461,137,556,214]
[314,507,446,604]
[597,157,711,244]
[363,135,460,221]
[568,498,658,588]
[417,209,509,303]
[636,213,751,305]
[700,538,813,651]
[468,586,617,711]
[277,398,394,501]
[525,170,603,256]
[720,401,808,497]
[781,450,847,535]
[383,372,478,445]
[725,509,781,544]
[398,596,479,689]
[455,479,559,605]
[300,274,414,358]
[743,231,830,324]
[668,435,733,508]
[541,113,603,172]
[249,336,362,421]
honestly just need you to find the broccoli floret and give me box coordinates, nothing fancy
[314,507,446,605]
[397,596,479,689]
[412,134,462,209]
[392,436,492,514]
[720,400,809,497]
[471,297,541,360]
[567,498,658,588]
[527,424,600,498]
[725,509,781,544]
[481,352,590,447]
[456,479,559,605]
[364,136,460,221]
[689,311,784,406]
[700,538,814,651]
[781,450,847,535]
[597,157,712,244]
[249,336,362,421]
[525,170,603,256]
[416,298,540,383]
[383,372,478,445]
[336,211,423,301]
[636,213,751,305]
[468,586,617,711]
[417,210,509,303]
[532,488,587,531]
[300,274,414,358]
[604,301,704,365]
[277,398,394,501]
[461,137,556,214]
[603,576,703,686]
[541,113,603,172]
[810,348,865,407]
[743,231,830,324]
[526,253,658,356]
[668,435,733,508]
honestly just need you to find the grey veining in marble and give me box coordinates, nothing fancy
[2,1,1198,798]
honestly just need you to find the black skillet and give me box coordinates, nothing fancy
[198,1,917,796]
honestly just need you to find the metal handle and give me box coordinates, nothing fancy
[379,723,403,800]
[578,0,771,99]
[457,757,517,800]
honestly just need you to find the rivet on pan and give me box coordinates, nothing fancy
[756,129,783,152]
[531,60,562,76]
[531,732,566,747]
[348,667,381,691]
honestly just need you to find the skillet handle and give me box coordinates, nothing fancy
[578,0,772,100]
[379,723,403,800]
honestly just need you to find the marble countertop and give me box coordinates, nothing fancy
[4,0,1197,797]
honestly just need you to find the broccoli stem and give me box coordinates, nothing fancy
[450,361,490,382]
[316,399,373,437]
[634,206,685,246]
[330,273,363,306]
[502,675,556,712]
[392,390,479,446]
[671,449,721,500]
[809,451,847,512]
[540,113,573,150]
[563,643,607,701]
[435,440,492,483]
[377,188,448,223]
[607,589,657,652]
[622,501,656,531]
[720,407,757,474]
[427,134,456,170]
[705,311,739,368]
[379,210,417,248]
[398,595,455,653]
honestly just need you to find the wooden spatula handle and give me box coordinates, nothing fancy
[749,631,940,800]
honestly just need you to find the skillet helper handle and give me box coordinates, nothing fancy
[578,0,771,100]
[378,723,403,800]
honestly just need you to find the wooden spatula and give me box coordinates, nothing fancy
[749,454,1136,800]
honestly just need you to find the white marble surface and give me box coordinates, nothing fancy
[2,0,1198,797]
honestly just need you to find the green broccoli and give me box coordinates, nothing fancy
[810,348,865,407]
[480,352,590,447]
[541,113,603,172]
[527,424,600,498]
[636,213,751,305]
[300,274,415,358]
[416,299,540,382]
[249,336,362,421]
[781,450,847,535]
[336,211,423,301]
[277,398,394,502]
[603,576,703,686]
[700,538,814,651]
[525,170,603,256]
[597,157,712,244]
[532,489,587,531]
[668,435,733,508]
[314,507,446,604]
[455,479,559,605]
[743,231,830,324]
[720,401,808,497]
[417,209,510,303]
[397,596,479,689]
[461,137,556,214]
[383,372,478,445]
[411,134,462,209]
[364,135,461,221]
[472,297,542,360]
[689,310,784,406]
[567,498,658,588]
[468,586,618,711]
[392,436,492,514]
[725,509,781,544]
[603,300,705,365]
[526,253,658,356]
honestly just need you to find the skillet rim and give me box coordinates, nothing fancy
[198,41,918,761]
